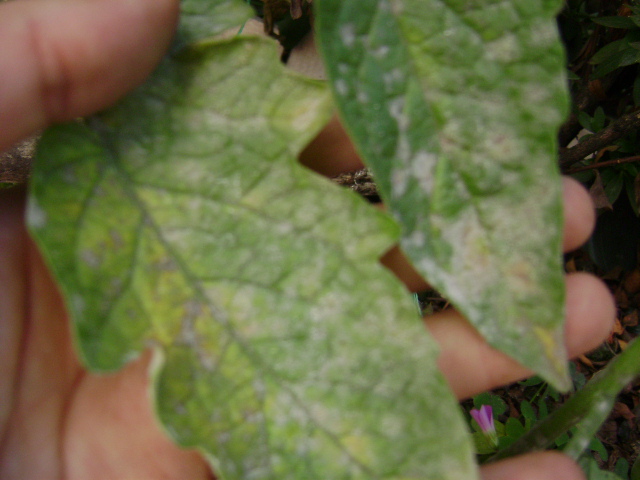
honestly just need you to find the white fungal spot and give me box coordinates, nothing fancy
[383,69,406,91]
[357,90,369,104]
[391,168,409,198]
[339,24,356,47]
[388,97,408,132]
[528,21,557,50]
[335,79,349,96]
[595,400,612,415]
[411,151,438,194]
[72,294,86,318]
[373,45,390,58]
[406,229,426,249]
[80,249,101,268]
[26,197,47,229]
[485,33,520,63]
[388,97,404,121]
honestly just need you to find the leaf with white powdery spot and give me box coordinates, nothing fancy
[28,36,478,479]
[316,0,571,389]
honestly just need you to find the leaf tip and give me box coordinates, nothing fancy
[533,326,571,391]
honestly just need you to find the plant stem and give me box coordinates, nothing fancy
[487,338,640,463]
[560,110,640,169]
[565,155,640,174]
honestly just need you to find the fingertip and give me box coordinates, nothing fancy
[0,0,180,150]
[380,245,430,292]
[565,272,616,357]
[563,177,595,252]
[481,451,585,480]
[299,115,364,176]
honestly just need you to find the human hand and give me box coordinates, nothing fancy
[0,0,615,478]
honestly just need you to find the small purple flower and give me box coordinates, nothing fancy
[470,405,498,448]
[470,405,494,432]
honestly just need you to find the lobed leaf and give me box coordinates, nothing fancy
[29,37,478,479]
[315,0,571,389]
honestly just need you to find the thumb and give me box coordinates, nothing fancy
[0,0,179,152]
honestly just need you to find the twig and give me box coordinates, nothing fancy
[559,109,640,169]
[0,136,37,184]
[564,155,640,175]
[558,75,618,148]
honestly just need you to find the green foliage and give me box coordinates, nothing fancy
[590,4,640,79]
[581,457,627,480]
[564,2,640,217]
[614,458,630,479]
[632,454,640,480]
[473,392,508,417]
[489,338,640,464]
[571,103,640,217]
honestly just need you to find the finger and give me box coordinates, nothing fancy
[299,115,364,176]
[380,246,430,293]
[0,197,85,477]
[0,188,29,431]
[64,351,211,479]
[431,272,615,399]
[481,451,585,480]
[0,0,179,152]
[563,176,595,252]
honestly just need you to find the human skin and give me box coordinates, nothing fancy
[0,0,615,478]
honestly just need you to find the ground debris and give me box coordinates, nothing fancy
[331,168,380,203]
[1,136,37,185]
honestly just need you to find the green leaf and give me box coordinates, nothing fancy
[614,458,629,479]
[176,0,253,48]
[504,417,526,440]
[473,391,508,417]
[590,39,630,64]
[592,16,638,29]
[631,454,640,480]
[602,169,625,205]
[593,107,607,132]
[472,431,498,455]
[519,375,544,387]
[580,457,627,480]
[520,400,536,429]
[588,437,609,462]
[316,0,570,389]
[28,37,478,480]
